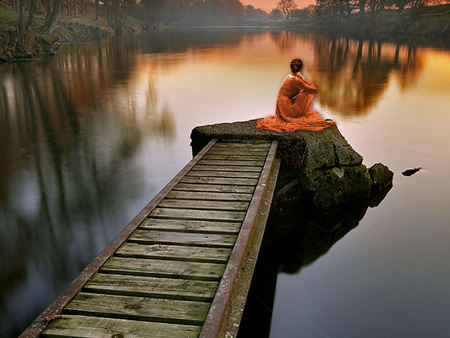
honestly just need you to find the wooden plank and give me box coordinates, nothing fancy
[116,242,231,263]
[187,170,260,178]
[203,155,266,161]
[173,183,254,194]
[150,208,246,222]
[42,315,201,338]
[64,293,210,325]
[129,230,237,248]
[207,149,268,156]
[141,218,241,234]
[213,143,270,149]
[215,140,270,144]
[158,199,250,211]
[83,273,218,301]
[101,257,226,281]
[166,190,252,202]
[197,159,264,167]
[181,176,258,186]
[192,165,262,172]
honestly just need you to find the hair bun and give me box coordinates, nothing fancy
[290,58,303,73]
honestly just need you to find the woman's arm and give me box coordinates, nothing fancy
[295,72,317,93]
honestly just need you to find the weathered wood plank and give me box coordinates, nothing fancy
[192,165,262,172]
[158,199,250,211]
[197,159,264,167]
[116,242,231,263]
[42,315,201,338]
[166,190,252,202]
[101,257,225,281]
[150,208,246,222]
[208,149,267,159]
[187,170,260,179]
[203,155,266,161]
[141,218,241,234]
[207,149,268,156]
[173,183,255,194]
[83,273,219,301]
[129,230,237,248]
[181,176,258,186]
[64,293,210,325]
[213,143,270,149]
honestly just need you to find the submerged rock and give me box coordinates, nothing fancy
[191,119,391,208]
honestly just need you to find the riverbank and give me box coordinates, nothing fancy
[0,6,143,63]
[289,4,450,46]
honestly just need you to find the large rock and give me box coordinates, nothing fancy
[191,119,390,208]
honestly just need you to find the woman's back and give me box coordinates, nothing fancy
[256,59,334,132]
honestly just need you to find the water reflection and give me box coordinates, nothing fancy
[255,31,424,117]
[270,30,296,51]
[311,37,423,116]
[0,28,447,336]
[0,37,175,336]
[238,187,390,337]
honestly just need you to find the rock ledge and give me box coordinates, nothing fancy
[191,119,392,208]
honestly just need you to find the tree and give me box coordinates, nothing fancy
[269,8,283,20]
[276,0,297,23]
[43,0,62,34]
[244,4,268,20]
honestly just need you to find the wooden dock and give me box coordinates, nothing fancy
[21,139,280,338]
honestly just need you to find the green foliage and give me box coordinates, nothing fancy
[0,7,19,31]
[37,33,53,44]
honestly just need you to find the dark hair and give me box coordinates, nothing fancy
[290,58,303,73]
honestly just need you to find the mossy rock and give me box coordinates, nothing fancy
[191,119,377,208]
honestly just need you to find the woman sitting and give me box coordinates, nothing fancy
[257,58,335,132]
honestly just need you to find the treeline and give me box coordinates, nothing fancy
[0,0,274,52]
[133,0,269,27]
[314,0,445,16]
[271,0,449,22]
[271,0,450,42]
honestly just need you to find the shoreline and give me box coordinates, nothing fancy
[0,7,142,64]
[1,3,449,64]
[287,4,450,48]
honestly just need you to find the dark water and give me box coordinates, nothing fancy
[0,29,449,337]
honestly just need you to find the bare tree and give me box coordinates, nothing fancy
[45,0,62,34]
[277,0,297,23]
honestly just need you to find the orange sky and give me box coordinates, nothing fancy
[241,0,315,11]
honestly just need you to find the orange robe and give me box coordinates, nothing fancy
[257,73,335,132]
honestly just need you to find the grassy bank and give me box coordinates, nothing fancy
[0,5,144,63]
[289,4,450,45]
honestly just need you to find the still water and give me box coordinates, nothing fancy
[0,29,449,337]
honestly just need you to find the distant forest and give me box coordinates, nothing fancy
[1,0,449,59]
[3,0,449,35]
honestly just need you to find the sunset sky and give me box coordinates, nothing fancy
[241,0,315,11]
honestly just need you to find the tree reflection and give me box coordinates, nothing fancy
[270,30,295,51]
[310,36,424,117]
[0,36,175,336]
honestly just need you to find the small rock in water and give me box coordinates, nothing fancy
[402,167,422,176]
[369,163,393,190]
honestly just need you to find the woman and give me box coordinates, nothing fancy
[257,59,335,132]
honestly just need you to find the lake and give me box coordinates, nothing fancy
[0,28,449,337]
